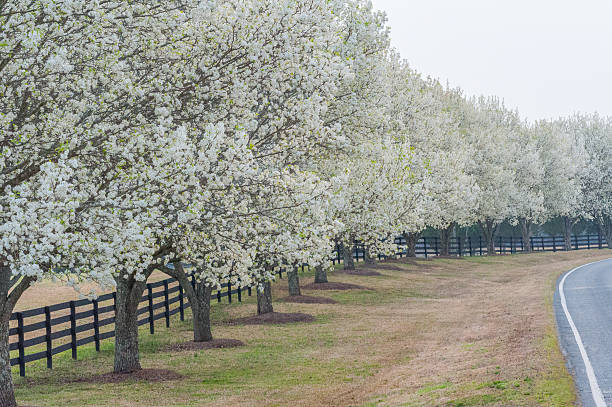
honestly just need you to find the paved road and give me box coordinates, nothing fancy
[555,258,612,407]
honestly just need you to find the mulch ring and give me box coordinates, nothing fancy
[302,282,370,291]
[280,295,338,304]
[337,268,382,276]
[230,312,315,325]
[163,338,244,352]
[73,368,183,384]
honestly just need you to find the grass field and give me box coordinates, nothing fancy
[12,250,612,407]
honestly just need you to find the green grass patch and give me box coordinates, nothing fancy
[418,381,453,394]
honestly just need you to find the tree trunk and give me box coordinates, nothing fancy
[563,216,573,251]
[287,266,301,296]
[191,282,213,342]
[114,273,147,373]
[600,216,612,249]
[0,267,34,407]
[342,240,355,270]
[314,265,328,283]
[439,223,455,256]
[520,218,533,253]
[162,264,213,342]
[403,232,419,257]
[0,314,14,407]
[257,281,273,314]
[364,246,376,264]
[479,219,497,255]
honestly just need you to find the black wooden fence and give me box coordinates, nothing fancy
[9,233,608,377]
[9,276,252,377]
[334,233,609,262]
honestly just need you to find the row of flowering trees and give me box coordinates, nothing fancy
[1,0,611,405]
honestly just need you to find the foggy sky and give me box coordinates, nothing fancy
[371,0,612,121]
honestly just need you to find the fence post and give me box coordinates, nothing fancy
[44,306,52,368]
[510,236,514,254]
[16,312,25,377]
[69,300,77,360]
[520,236,523,252]
[574,234,578,250]
[217,289,221,302]
[499,236,503,254]
[178,285,185,321]
[237,283,242,302]
[163,280,170,328]
[479,236,482,256]
[227,282,232,304]
[598,232,602,249]
[541,236,545,251]
[458,236,463,257]
[552,235,557,252]
[435,237,439,256]
[147,283,154,334]
[423,236,428,258]
[469,236,473,256]
[92,300,100,352]
[248,285,252,296]
[587,234,591,250]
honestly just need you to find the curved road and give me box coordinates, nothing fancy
[555,258,612,407]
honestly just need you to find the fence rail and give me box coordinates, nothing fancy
[9,276,252,377]
[333,233,609,262]
[9,233,608,377]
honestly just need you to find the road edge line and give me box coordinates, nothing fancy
[559,258,611,407]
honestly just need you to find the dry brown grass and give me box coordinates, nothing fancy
[269,250,610,406]
[13,250,612,407]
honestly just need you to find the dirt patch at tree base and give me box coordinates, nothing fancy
[281,295,338,304]
[337,269,382,276]
[230,312,315,325]
[302,282,370,290]
[163,338,244,352]
[74,368,183,384]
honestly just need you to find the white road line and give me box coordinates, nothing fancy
[559,259,612,407]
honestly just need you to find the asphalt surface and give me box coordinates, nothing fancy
[555,258,612,407]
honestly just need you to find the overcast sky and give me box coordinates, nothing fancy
[370,0,612,121]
